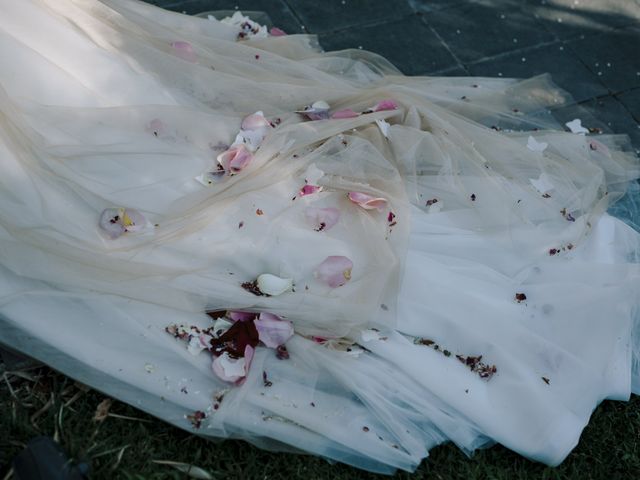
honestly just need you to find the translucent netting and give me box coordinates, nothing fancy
[0,0,639,474]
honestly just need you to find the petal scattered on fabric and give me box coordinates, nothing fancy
[299,184,322,196]
[171,41,197,63]
[565,118,589,135]
[99,207,148,239]
[360,329,382,342]
[589,139,610,156]
[212,352,246,383]
[348,192,388,211]
[270,27,287,36]
[527,136,548,153]
[146,118,165,136]
[254,315,294,348]
[256,274,293,296]
[374,99,398,112]
[218,144,253,174]
[296,100,330,121]
[530,173,554,195]
[228,311,257,322]
[315,256,353,288]
[331,109,359,119]
[241,111,271,131]
[305,207,340,231]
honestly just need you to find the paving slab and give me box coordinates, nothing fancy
[526,0,640,40]
[318,15,460,75]
[284,0,414,34]
[567,25,640,94]
[424,0,555,64]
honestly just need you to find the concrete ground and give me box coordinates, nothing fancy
[147,0,640,151]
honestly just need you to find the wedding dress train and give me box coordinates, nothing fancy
[0,0,639,473]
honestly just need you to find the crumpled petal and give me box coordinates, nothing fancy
[565,118,589,134]
[241,111,271,131]
[254,314,294,348]
[299,184,322,196]
[527,136,548,152]
[171,41,197,63]
[99,208,126,239]
[212,352,246,383]
[99,207,148,239]
[315,256,353,288]
[305,207,340,231]
[218,144,253,174]
[331,109,359,119]
[270,27,287,36]
[374,99,398,112]
[348,192,388,211]
[256,274,293,296]
[228,311,257,322]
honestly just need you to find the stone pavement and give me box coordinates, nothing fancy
[147,0,640,152]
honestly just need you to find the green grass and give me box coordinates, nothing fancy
[1,364,639,479]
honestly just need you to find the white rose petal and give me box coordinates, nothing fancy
[256,274,293,296]
[565,118,589,135]
[527,135,548,152]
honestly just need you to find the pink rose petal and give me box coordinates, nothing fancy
[299,184,322,196]
[146,118,165,136]
[305,207,340,231]
[374,99,398,112]
[228,311,257,322]
[331,109,360,119]
[270,27,287,36]
[171,41,197,63]
[348,192,388,211]
[254,315,294,348]
[218,144,254,174]
[241,112,271,131]
[212,352,245,383]
[315,256,353,288]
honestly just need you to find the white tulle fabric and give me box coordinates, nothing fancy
[0,0,639,474]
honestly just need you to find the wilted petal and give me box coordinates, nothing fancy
[256,274,293,296]
[241,111,271,131]
[305,207,340,231]
[565,118,589,135]
[527,136,548,152]
[374,99,398,112]
[228,311,257,322]
[171,41,197,63]
[315,256,353,288]
[270,27,287,36]
[99,208,126,239]
[299,184,322,196]
[212,352,246,383]
[331,109,359,119]
[348,192,388,211]
[254,316,294,348]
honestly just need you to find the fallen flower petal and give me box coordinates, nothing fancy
[254,315,294,348]
[218,144,253,174]
[331,109,360,119]
[565,118,589,135]
[305,207,340,231]
[348,192,388,211]
[99,208,126,239]
[228,311,257,322]
[212,352,246,383]
[315,256,353,288]
[241,111,271,131]
[374,99,398,112]
[270,27,287,36]
[256,274,293,296]
[527,136,548,152]
[299,184,322,196]
[171,41,197,63]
